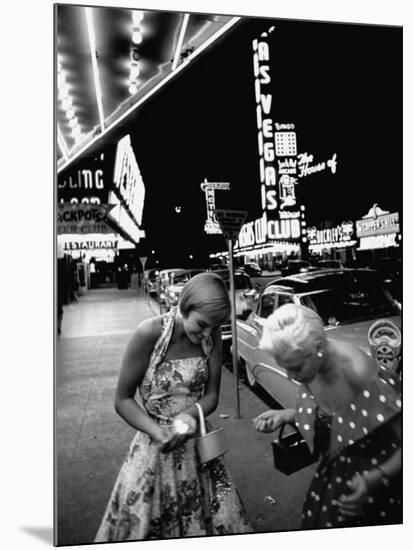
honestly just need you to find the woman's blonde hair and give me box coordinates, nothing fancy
[259,303,326,361]
[179,272,230,325]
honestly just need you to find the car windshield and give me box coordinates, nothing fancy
[319,261,340,268]
[173,273,190,284]
[300,281,398,325]
[290,261,309,267]
[219,273,251,290]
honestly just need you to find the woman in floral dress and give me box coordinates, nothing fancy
[95,272,251,542]
[253,304,401,530]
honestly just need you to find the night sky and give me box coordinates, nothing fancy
[60,16,402,266]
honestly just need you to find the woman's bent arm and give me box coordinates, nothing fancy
[114,317,168,443]
[183,327,223,420]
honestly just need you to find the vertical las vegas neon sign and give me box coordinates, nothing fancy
[244,26,305,248]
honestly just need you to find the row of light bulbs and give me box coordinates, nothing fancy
[57,58,83,145]
[129,10,144,95]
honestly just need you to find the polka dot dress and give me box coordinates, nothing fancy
[295,368,402,530]
[301,420,402,529]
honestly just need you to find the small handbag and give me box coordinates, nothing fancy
[195,403,229,463]
[272,423,318,475]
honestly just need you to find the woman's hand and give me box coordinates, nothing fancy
[160,412,197,453]
[150,425,172,446]
[252,408,295,433]
[336,470,379,516]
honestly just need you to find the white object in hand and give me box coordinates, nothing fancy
[173,418,190,435]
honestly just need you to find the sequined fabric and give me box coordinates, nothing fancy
[95,308,251,542]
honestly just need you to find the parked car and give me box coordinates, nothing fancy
[209,263,228,271]
[240,262,263,277]
[164,268,205,310]
[158,268,185,303]
[236,268,401,408]
[281,259,314,276]
[213,269,259,340]
[315,259,344,269]
[374,257,402,304]
[143,268,160,296]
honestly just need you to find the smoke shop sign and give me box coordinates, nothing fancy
[356,204,400,250]
[356,204,400,238]
[307,221,354,246]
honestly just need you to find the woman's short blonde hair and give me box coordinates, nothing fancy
[259,303,326,361]
[179,272,230,326]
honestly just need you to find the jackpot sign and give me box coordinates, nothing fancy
[57,203,113,235]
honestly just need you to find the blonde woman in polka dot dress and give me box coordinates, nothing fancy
[253,303,401,530]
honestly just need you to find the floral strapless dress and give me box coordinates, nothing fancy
[95,308,251,542]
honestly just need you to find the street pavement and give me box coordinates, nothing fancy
[56,286,316,546]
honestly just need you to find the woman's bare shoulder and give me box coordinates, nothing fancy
[129,314,164,350]
[341,342,376,389]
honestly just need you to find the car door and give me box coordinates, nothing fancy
[236,288,273,365]
[239,289,301,408]
[234,273,252,317]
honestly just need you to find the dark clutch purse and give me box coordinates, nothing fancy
[272,424,318,475]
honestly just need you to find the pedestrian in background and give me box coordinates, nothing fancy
[57,258,68,335]
[95,272,251,541]
[253,303,401,530]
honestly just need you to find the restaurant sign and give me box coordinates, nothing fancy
[61,235,119,251]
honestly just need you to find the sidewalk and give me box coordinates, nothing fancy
[56,287,314,546]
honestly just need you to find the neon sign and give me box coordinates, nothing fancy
[200,179,230,234]
[253,33,279,212]
[57,203,113,235]
[60,233,119,250]
[358,234,399,250]
[57,152,108,205]
[236,212,301,249]
[113,134,145,227]
[58,168,104,190]
[107,191,145,244]
[356,204,399,238]
[252,27,302,223]
[297,153,337,178]
[307,221,354,246]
